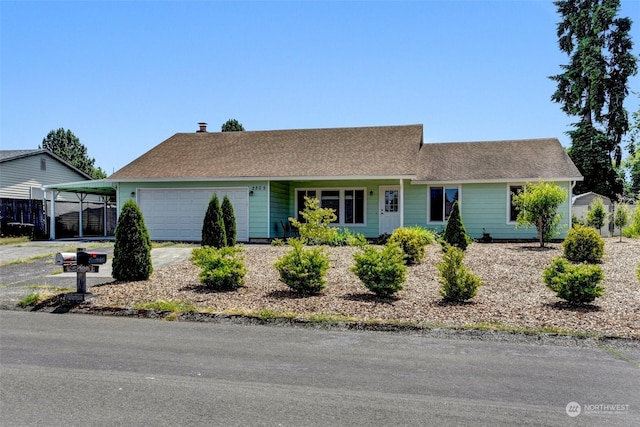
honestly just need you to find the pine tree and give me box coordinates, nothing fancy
[550,0,637,200]
[221,195,237,246]
[202,195,226,248]
[112,199,153,281]
[442,201,470,251]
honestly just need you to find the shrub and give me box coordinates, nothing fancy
[221,195,237,246]
[387,226,434,265]
[202,195,226,248]
[351,244,407,297]
[562,224,604,263]
[437,244,482,302]
[543,258,604,304]
[442,201,470,250]
[637,263,640,282]
[512,180,567,247]
[191,246,247,291]
[274,238,330,295]
[586,197,607,234]
[112,199,153,281]
[289,196,338,245]
[623,204,640,238]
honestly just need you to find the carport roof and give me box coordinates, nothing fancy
[43,179,117,197]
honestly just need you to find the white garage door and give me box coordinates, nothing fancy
[137,188,249,242]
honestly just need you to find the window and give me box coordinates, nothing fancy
[40,158,46,171]
[296,190,316,221]
[508,185,523,223]
[429,186,459,222]
[296,188,366,225]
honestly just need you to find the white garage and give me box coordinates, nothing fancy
[137,188,249,242]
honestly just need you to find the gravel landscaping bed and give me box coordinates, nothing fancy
[88,238,640,339]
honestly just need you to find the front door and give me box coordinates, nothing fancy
[379,186,400,235]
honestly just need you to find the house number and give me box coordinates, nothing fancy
[250,186,266,191]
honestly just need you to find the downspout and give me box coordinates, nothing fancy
[267,180,271,239]
[399,179,404,228]
[569,180,577,230]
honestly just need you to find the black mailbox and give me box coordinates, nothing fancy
[77,251,108,265]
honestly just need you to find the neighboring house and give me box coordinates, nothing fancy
[0,149,112,238]
[572,192,613,223]
[105,123,583,242]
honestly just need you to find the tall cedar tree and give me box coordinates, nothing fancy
[112,199,153,281]
[221,119,245,132]
[550,0,637,200]
[442,201,470,251]
[40,128,107,179]
[221,195,237,246]
[202,195,227,248]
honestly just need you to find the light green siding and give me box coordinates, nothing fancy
[269,181,290,238]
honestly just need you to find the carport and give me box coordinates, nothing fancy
[43,180,117,239]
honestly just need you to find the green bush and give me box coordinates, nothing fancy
[274,238,330,295]
[637,263,640,282]
[112,199,153,281]
[442,201,470,251]
[191,246,247,290]
[437,244,482,302]
[543,257,604,304]
[562,224,604,263]
[387,226,434,265]
[586,196,607,233]
[289,196,338,245]
[202,195,226,248]
[351,244,407,297]
[221,195,237,246]
[622,204,640,238]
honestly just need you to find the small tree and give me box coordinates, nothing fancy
[112,199,153,281]
[586,197,607,235]
[221,195,237,246]
[442,201,470,251]
[513,181,567,247]
[613,203,630,242]
[202,195,226,248]
[289,196,338,245]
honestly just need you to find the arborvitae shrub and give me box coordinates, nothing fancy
[191,246,246,290]
[387,226,434,265]
[112,199,153,281]
[221,195,237,246]
[543,257,604,304]
[562,224,604,263]
[274,238,330,295]
[437,244,482,302]
[586,197,607,233]
[202,195,226,248]
[351,243,407,297]
[442,201,470,251]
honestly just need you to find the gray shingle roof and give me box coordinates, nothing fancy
[110,125,424,180]
[416,138,583,182]
[0,149,44,162]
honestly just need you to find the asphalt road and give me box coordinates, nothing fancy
[1,311,638,426]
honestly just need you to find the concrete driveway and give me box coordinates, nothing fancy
[0,240,194,308]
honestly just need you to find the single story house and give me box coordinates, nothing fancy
[105,123,583,242]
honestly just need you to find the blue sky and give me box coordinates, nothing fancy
[2,0,639,175]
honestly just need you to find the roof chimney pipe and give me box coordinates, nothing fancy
[197,122,208,133]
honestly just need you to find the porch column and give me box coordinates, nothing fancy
[76,193,87,238]
[399,179,404,228]
[101,196,108,237]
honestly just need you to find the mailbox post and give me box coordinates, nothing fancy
[55,247,107,301]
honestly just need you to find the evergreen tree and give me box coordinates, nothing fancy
[221,119,245,132]
[40,128,107,179]
[442,201,470,251]
[586,197,607,234]
[202,195,226,248]
[550,0,637,200]
[221,195,237,246]
[112,199,153,281]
